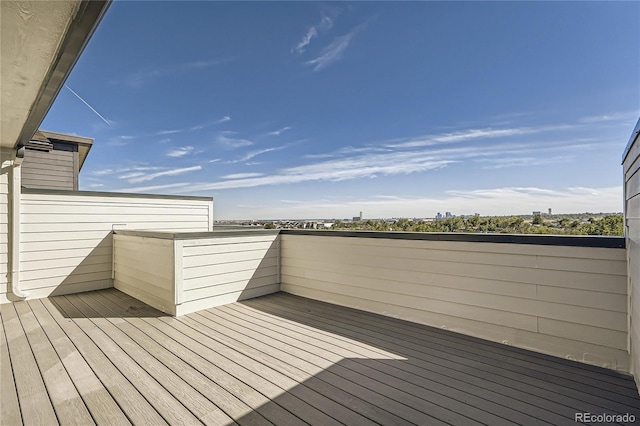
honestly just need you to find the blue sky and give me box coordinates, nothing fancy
[42,1,639,220]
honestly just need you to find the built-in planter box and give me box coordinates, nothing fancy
[113,229,280,316]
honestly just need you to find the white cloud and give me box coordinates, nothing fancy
[123,183,191,193]
[123,58,230,87]
[293,15,334,54]
[218,135,253,149]
[157,129,182,136]
[267,126,292,136]
[238,145,287,162]
[91,169,114,176]
[167,146,195,157]
[127,166,202,183]
[305,28,360,71]
[222,186,623,220]
[222,173,264,179]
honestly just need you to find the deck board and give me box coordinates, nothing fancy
[248,293,640,415]
[2,288,639,426]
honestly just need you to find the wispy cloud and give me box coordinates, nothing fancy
[305,25,364,71]
[123,58,231,88]
[475,155,574,169]
[167,146,195,157]
[127,166,202,183]
[106,135,135,147]
[157,116,231,136]
[222,173,264,179]
[266,126,292,136]
[123,183,192,193]
[230,186,622,220]
[293,15,334,54]
[578,111,638,124]
[237,145,288,162]
[218,134,253,149]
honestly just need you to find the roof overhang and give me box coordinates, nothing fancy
[39,129,93,171]
[0,1,111,151]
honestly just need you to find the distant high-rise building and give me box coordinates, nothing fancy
[548,208,552,215]
[533,211,541,216]
[436,212,442,220]
[445,212,452,218]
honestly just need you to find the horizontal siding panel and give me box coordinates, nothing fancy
[22,205,208,216]
[21,161,74,172]
[115,275,175,316]
[182,247,277,268]
[183,276,278,303]
[25,149,73,159]
[183,240,276,256]
[175,284,280,316]
[22,222,207,233]
[536,285,627,312]
[20,271,113,291]
[625,168,640,198]
[284,263,625,331]
[281,283,630,370]
[628,194,640,219]
[283,235,626,261]
[182,257,278,280]
[281,247,626,286]
[22,194,210,208]
[280,234,630,370]
[114,269,173,297]
[283,238,626,275]
[21,253,112,272]
[21,239,111,254]
[113,252,173,281]
[22,214,209,224]
[23,170,73,181]
[20,231,112,244]
[21,262,111,282]
[282,273,538,332]
[283,252,628,295]
[183,266,278,291]
[182,235,278,248]
[538,318,628,350]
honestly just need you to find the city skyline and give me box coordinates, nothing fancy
[40,1,639,219]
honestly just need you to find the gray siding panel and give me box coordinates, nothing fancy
[21,149,74,190]
[281,234,629,371]
[624,127,640,390]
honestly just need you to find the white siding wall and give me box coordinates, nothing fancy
[113,234,176,315]
[0,190,212,303]
[0,149,11,303]
[625,130,640,388]
[281,234,629,371]
[177,233,280,316]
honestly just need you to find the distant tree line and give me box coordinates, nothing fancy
[328,214,624,236]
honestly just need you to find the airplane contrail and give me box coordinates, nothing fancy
[64,85,111,126]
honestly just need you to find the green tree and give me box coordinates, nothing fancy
[532,214,543,225]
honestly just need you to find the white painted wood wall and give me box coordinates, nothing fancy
[280,234,630,371]
[113,231,280,316]
[625,128,640,387]
[0,190,212,303]
[0,149,10,304]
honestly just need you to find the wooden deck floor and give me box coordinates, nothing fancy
[2,289,639,426]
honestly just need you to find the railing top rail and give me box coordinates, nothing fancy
[280,229,625,248]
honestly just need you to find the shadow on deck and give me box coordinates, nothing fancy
[2,289,639,425]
